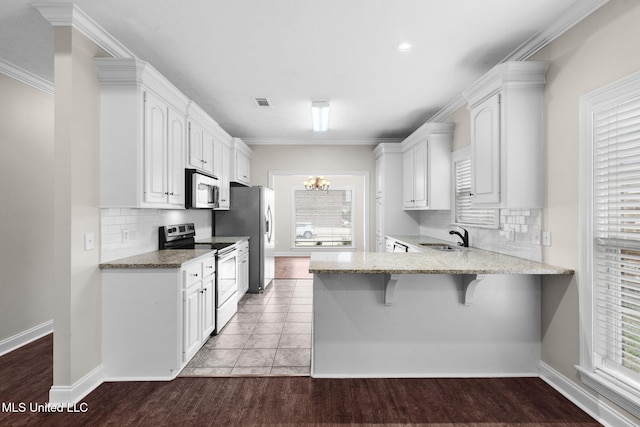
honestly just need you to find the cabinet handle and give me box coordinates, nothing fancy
[192,273,199,277]
[164,192,169,195]
[206,265,214,269]
[203,160,208,164]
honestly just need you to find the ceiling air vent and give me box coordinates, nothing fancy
[253,97,272,108]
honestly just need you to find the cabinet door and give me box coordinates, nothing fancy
[188,121,204,170]
[218,143,231,209]
[202,277,215,337]
[470,93,501,205]
[143,91,168,204]
[403,149,414,208]
[236,152,250,184]
[413,141,428,208]
[375,198,383,237]
[183,284,201,362]
[238,254,249,297]
[213,138,223,179]
[202,131,214,175]
[167,107,185,206]
[375,156,383,198]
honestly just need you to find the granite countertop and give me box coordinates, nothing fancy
[309,235,573,275]
[100,236,250,269]
[100,249,215,269]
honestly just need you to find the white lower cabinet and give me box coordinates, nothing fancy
[102,252,216,381]
[237,240,250,300]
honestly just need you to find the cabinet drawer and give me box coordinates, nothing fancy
[183,262,203,288]
[203,257,216,278]
[237,241,249,256]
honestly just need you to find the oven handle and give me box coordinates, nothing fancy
[217,246,237,259]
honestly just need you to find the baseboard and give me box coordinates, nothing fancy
[311,371,539,379]
[0,320,54,356]
[49,365,104,405]
[538,361,637,427]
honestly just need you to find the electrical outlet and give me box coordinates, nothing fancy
[84,233,95,251]
[542,231,552,246]
[122,229,130,244]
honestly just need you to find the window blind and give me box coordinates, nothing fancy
[454,158,497,227]
[593,96,640,381]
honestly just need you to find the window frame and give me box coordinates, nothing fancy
[578,69,640,418]
[451,147,499,229]
[290,185,355,250]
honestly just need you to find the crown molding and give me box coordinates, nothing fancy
[504,0,610,62]
[427,0,609,123]
[243,137,402,147]
[0,58,54,94]
[32,2,135,59]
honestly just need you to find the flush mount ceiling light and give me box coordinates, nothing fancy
[395,41,412,52]
[311,101,330,132]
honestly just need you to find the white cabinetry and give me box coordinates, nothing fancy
[96,58,189,209]
[463,61,549,208]
[186,101,223,177]
[373,143,420,252]
[102,252,217,381]
[217,139,231,210]
[401,123,454,210]
[230,137,252,186]
[181,255,216,362]
[237,240,250,300]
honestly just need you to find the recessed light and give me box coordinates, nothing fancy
[395,41,412,53]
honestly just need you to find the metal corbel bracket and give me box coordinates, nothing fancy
[384,274,401,305]
[461,274,488,306]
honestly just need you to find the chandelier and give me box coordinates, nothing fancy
[303,176,331,191]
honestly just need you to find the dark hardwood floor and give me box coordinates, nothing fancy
[0,334,601,426]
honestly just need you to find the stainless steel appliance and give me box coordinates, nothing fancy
[159,223,237,333]
[185,169,219,209]
[215,186,275,293]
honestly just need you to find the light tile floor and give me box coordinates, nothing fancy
[180,278,312,377]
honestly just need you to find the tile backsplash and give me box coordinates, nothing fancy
[101,208,212,262]
[418,208,542,262]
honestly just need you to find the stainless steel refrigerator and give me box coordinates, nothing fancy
[214,186,275,293]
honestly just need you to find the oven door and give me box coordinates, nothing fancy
[216,246,238,307]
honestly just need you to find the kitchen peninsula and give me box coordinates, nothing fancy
[309,236,572,378]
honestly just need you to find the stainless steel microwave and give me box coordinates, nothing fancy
[185,169,220,209]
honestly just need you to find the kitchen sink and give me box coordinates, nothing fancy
[420,243,465,252]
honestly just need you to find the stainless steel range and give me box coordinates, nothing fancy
[159,223,238,333]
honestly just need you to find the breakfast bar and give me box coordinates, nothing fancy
[309,243,572,378]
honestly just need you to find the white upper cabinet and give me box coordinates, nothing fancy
[463,61,549,208]
[401,123,454,210]
[217,140,231,210]
[230,137,252,186]
[373,143,420,252]
[96,58,189,209]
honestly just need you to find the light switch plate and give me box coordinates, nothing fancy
[542,231,552,246]
[84,233,95,251]
[122,229,130,244]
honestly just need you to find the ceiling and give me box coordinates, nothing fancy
[0,0,604,145]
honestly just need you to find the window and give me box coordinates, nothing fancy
[292,187,354,248]
[452,149,498,228]
[579,70,640,417]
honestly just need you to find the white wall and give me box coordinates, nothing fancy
[250,144,376,252]
[0,72,54,344]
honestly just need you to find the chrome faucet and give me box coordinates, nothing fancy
[449,227,469,247]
